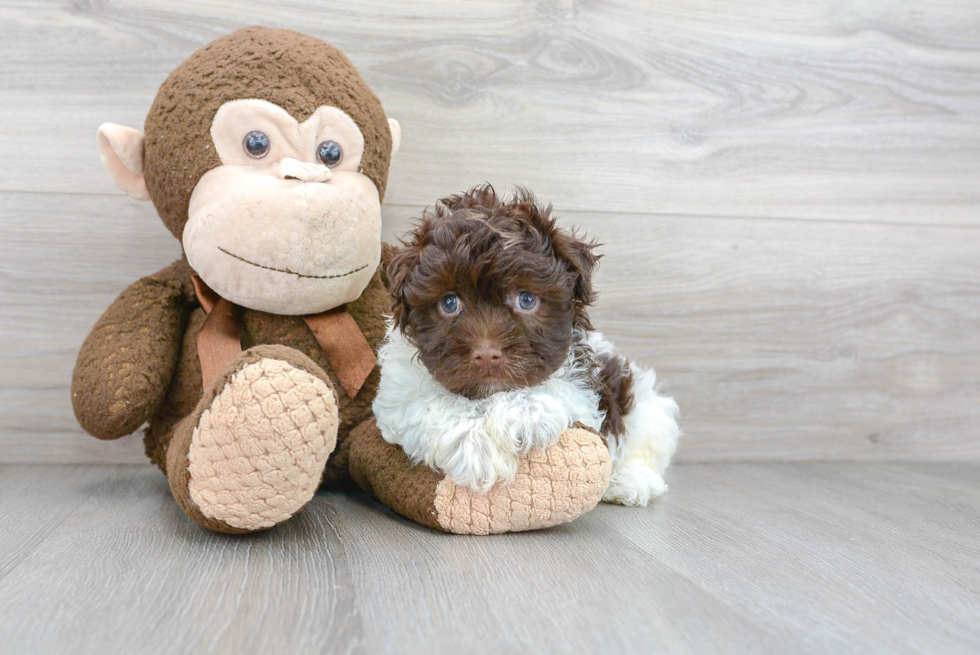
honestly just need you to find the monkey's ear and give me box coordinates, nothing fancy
[97,123,150,201]
[388,119,402,158]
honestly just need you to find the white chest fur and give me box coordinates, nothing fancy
[372,327,605,493]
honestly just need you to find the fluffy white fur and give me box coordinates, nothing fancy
[373,326,681,505]
[589,333,681,506]
[373,327,604,493]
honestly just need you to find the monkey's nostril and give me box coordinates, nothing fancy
[278,158,332,183]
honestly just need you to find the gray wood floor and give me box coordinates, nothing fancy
[1,462,977,655]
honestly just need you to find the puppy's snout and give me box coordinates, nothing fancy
[471,343,503,369]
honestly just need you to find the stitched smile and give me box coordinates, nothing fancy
[219,247,368,280]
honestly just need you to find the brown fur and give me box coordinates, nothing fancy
[385,185,600,399]
[72,28,393,501]
[73,256,390,483]
[143,26,393,239]
[384,185,635,438]
[72,30,610,534]
[348,418,445,531]
[596,351,635,437]
[135,259,390,483]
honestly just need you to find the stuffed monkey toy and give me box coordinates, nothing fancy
[73,27,611,535]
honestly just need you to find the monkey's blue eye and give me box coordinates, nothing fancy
[316,140,343,167]
[243,131,270,158]
[516,292,537,311]
[439,294,461,316]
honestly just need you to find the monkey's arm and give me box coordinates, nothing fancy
[72,259,194,440]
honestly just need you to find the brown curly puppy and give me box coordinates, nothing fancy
[375,185,682,504]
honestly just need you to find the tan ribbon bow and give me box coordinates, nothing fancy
[191,276,374,398]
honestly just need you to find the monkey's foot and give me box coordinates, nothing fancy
[167,346,339,533]
[349,420,611,535]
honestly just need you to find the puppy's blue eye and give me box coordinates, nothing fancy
[243,131,270,158]
[439,294,461,315]
[517,292,537,311]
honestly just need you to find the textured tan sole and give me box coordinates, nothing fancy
[186,357,339,531]
[433,427,612,535]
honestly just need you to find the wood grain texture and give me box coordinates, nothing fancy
[3,5,977,654]
[0,464,137,579]
[0,2,978,463]
[0,0,978,224]
[0,462,977,654]
[3,192,978,463]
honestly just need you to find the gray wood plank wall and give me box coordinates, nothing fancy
[1,0,978,464]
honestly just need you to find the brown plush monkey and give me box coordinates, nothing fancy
[73,27,610,535]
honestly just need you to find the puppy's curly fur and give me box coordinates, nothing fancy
[384,185,600,400]
[376,186,680,504]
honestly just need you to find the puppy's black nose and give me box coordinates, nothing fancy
[472,344,503,369]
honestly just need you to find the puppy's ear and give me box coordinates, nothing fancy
[552,228,600,307]
[381,241,419,333]
[516,188,600,326]
[379,243,398,287]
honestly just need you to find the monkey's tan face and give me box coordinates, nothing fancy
[183,99,383,315]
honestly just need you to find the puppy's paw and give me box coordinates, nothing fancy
[602,460,667,507]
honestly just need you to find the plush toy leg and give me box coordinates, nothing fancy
[348,419,611,535]
[166,345,339,534]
